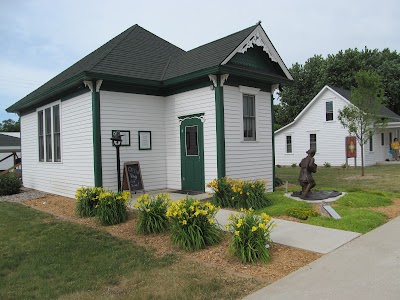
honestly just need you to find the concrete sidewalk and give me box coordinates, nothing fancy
[243,216,400,300]
[130,191,360,254]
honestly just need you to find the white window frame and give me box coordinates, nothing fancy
[286,135,293,153]
[326,101,334,121]
[37,101,62,163]
[239,86,260,142]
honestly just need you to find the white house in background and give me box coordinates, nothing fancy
[0,132,21,172]
[6,23,293,198]
[275,85,400,167]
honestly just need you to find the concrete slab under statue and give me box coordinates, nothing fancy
[291,190,343,201]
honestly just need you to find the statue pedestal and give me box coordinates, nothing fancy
[291,190,342,201]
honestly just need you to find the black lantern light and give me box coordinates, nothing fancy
[111,131,123,191]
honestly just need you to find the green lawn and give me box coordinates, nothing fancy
[0,202,260,300]
[276,164,400,193]
[260,165,400,233]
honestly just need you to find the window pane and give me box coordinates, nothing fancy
[310,134,317,152]
[45,107,52,161]
[243,94,256,141]
[286,136,292,153]
[38,111,44,161]
[186,126,198,156]
[53,105,61,162]
[370,135,373,151]
[326,101,333,121]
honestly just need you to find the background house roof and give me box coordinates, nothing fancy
[330,86,400,122]
[7,23,291,113]
[0,133,21,153]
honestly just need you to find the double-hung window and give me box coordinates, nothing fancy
[38,103,61,162]
[369,134,373,152]
[326,101,333,121]
[243,94,256,141]
[286,135,292,153]
[310,134,317,152]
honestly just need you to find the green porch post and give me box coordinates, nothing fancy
[215,75,226,178]
[271,93,276,191]
[92,81,103,187]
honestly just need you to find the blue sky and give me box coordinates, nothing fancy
[1,0,399,122]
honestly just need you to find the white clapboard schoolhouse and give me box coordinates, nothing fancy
[275,85,400,167]
[7,23,293,197]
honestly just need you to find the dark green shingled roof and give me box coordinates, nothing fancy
[7,24,289,113]
[163,25,257,80]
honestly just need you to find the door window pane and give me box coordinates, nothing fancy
[186,126,198,156]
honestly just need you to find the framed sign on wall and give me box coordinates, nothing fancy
[138,131,152,150]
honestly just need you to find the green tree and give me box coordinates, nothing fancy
[276,48,400,126]
[338,70,386,176]
[0,119,20,132]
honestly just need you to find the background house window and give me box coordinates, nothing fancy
[286,135,292,153]
[243,94,256,141]
[326,101,333,121]
[38,110,44,161]
[369,135,373,151]
[381,133,385,146]
[389,132,393,147]
[310,134,317,152]
[38,104,61,162]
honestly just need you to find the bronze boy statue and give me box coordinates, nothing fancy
[298,149,317,197]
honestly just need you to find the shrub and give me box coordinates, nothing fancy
[341,163,347,168]
[291,163,297,168]
[276,164,282,168]
[323,162,331,168]
[166,197,222,251]
[96,190,130,226]
[274,176,283,187]
[227,209,275,263]
[207,177,271,209]
[286,207,319,220]
[75,187,102,217]
[207,177,235,207]
[0,173,22,196]
[134,193,170,234]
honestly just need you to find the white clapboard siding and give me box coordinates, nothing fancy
[21,92,94,197]
[224,85,273,191]
[100,91,167,192]
[275,88,379,167]
[165,87,217,190]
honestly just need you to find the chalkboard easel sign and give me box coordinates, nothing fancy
[122,161,144,193]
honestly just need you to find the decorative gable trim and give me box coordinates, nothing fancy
[221,25,293,81]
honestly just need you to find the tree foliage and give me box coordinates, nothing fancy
[338,70,386,176]
[276,48,400,126]
[0,119,20,132]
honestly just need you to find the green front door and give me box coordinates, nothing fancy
[180,117,205,192]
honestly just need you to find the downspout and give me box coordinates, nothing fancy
[209,74,229,178]
[84,80,103,187]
